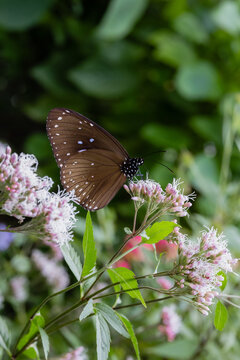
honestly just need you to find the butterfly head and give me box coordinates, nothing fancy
[121,157,144,179]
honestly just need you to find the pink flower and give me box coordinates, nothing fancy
[124,236,145,262]
[176,227,238,315]
[10,276,27,302]
[124,178,194,217]
[158,305,181,341]
[32,250,69,291]
[155,240,178,260]
[57,346,87,360]
[157,277,172,290]
[114,260,131,269]
[0,146,77,246]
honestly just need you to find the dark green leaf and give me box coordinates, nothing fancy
[95,303,129,338]
[143,221,177,244]
[107,268,146,307]
[61,244,82,281]
[82,212,97,278]
[117,314,140,360]
[0,0,53,30]
[97,0,148,40]
[214,301,228,331]
[69,59,138,99]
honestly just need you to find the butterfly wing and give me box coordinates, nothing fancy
[46,108,129,169]
[61,149,126,210]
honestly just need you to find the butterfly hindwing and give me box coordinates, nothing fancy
[60,149,126,210]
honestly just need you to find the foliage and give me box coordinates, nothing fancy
[1,0,240,359]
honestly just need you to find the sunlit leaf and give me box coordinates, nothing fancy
[214,301,228,331]
[108,268,146,307]
[61,243,82,281]
[117,314,140,360]
[82,212,97,278]
[143,221,177,244]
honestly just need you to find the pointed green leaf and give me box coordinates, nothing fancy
[18,313,45,350]
[0,316,12,356]
[23,343,40,359]
[108,268,146,307]
[82,212,97,277]
[143,221,177,244]
[39,328,49,360]
[96,312,111,360]
[61,243,82,280]
[80,299,94,321]
[97,0,148,40]
[214,301,228,331]
[95,303,129,338]
[117,314,140,360]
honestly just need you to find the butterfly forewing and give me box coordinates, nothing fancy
[61,149,126,210]
[46,108,128,169]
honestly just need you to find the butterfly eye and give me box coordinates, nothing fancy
[47,108,144,210]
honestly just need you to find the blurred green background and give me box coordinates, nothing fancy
[1,0,240,359]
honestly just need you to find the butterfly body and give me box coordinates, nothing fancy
[47,108,143,210]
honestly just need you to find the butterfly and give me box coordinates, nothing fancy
[46,108,144,211]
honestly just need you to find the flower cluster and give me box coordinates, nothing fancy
[158,305,181,342]
[10,276,27,302]
[0,146,77,245]
[176,227,238,315]
[124,178,194,216]
[57,346,87,360]
[32,250,70,291]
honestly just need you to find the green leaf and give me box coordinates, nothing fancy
[95,303,129,338]
[173,13,208,44]
[18,313,45,350]
[0,316,12,356]
[61,244,82,281]
[218,271,227,291]
[69,59,138,99]
[107,268,146,307]
[22,343,40,359]
[97,0,148,40]
[175,61,222,101]
[212,1,240,35]
[145,339,198,359]
[143,221,177,244]
[0,0,53,30]
[79,299,94,322]
[82,212,97,278]
[149,31,196,67]
[96,312,111,360]
[39,328,49,360]
[214,301,228,331]
[117,314,140,360]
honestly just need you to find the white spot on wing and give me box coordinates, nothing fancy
[78,141,83,144]
[58,117,62,120]
[89,138,94,142]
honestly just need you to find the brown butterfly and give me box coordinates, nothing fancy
[46,108,143,211]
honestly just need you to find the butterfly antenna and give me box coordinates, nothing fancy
[156,161,174,174]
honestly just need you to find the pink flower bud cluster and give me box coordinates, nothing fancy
[0,146,77,246]
[177,227,238,315]
[0,146,53,222]
[10,276,27,302]
[32,250,70,291]
[124,178,194,216]
[158,305,181,341]
[57,346,87,360]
